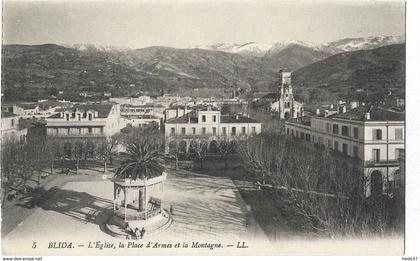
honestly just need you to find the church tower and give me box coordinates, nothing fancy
[278,69,294,119]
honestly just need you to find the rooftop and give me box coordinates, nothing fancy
[166,112,260,124]
[331,106,405,121]
[17,103,38,110]
[48,103,115,119]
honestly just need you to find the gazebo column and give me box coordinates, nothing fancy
[138,187,144,211]
[144,185,148,220]
[124,187,127,222]
[113,184,116,211]
[160,182,164,213]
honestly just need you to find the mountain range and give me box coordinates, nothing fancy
[1,35,405,102]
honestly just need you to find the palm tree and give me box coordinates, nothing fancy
[114,141,165,180]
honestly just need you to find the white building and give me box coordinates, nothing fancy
[164,106,262,154]
[285,106,405,197]
[122,115,161,129]
[15,103,40,118]
[46,103,122,139]
[164,105,192,122]
[1,112,27,144]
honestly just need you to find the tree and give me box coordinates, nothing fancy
[45,138,62,175]
[98,135,120,173]
[189,139,208,169]
[168,141,181,170]
[72,140,85,174]
[238,133,288,184]
[115,137,164,180]
[217,138,237,169]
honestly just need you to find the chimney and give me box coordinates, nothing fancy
[316,108,320,115]
[235,115,239,120]
[207,105,212,111]
[324,110,329,118]
[351,102,358,109]
[188,116,191,123]
[342,106,346,113]
[330,104,334,109]
[365,112,370,120]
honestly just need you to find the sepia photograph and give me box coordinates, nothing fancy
[0,0,416,258]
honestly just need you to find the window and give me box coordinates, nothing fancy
[332,124,339,134]
[372,149,380,162]
[395,148,404,159]
[231,127,236,136]
[78,114,81,121]
[342,143,348,155]
[353,127,359,139]
[300,132,304,140]
[326,123,331,132]
[212,127,217,135]
[242,127,246,134]
[222,127,226,136]
[286,128,289,135]
[192,127,196,135]
[334,141,339,151]
[202,115,206,123]
[318,136,324,144]
[373,129,382,140]
[285,102,289,108]
[171,127,175,135]
[291,129,294,137]
[66,114,70,121]
[202,127,206,135]
[353,146,359,158]
[305,133,311,141]
[395,128,403,140]
[11,119,15,127]
[212,115,217,122]
[181,127,186,135]
[88,113,93,121]
[252,126,256,134]
[341,126,349,136]
[327,139,331,148]
[88,127,92,134]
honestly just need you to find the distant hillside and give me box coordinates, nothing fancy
[264,43,333,72]
[292,44,405,101]
[326,36,405,53]
[1,40,405,103]
[1,44,277,101]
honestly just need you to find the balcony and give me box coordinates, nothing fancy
[365,159,401,167]
[47,133,106,138]
[46,121,107,127]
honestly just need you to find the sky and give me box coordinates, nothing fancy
[2,0,405,49]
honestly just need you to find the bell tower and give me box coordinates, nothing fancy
[278,69,294,119]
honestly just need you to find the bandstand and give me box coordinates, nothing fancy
[112,172,166,225]
[106,172,172,238]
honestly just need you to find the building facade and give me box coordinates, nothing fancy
[45,103,122,157]
[285,106,405,197]
[1,112,28,144]
[164,107,262,154]
[46,103,121,138]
